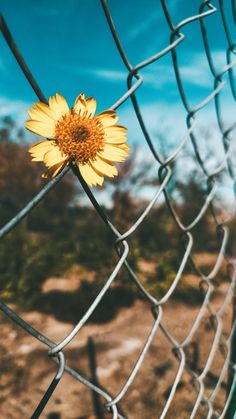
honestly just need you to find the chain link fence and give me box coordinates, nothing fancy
[1,0,236,417]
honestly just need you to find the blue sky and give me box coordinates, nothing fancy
[0,0,236,150]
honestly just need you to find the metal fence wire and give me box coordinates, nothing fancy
[1,0,236,418]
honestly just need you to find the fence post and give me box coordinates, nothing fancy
[87,337,104,419]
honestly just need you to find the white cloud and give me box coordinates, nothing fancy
[117,101,188,154]
[0,97,30,125]
[179,50,229,88]
[179,63,212,88]
[86,50,228,89]
[92,69,127,81]
[117,89,236,151]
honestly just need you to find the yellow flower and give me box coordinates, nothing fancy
[26,93,130,186]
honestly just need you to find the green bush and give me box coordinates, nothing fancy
[0,228,76,305]
[0,228,50,303]
[144,250,202,304]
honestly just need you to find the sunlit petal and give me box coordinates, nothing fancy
[42,161,67,178]
[104,135,127,145]
[26,120,55,138]
[29,140,57,161]
[28,104,56,127]
[85,97,97,118]
[118,143,131,151]
[90,155,118,177]
[105,125,127,136]
[79,162,104,186]
[48,93,70,120]
[73,93,87,115]
[95,110,119,127]
[44,146,67,168]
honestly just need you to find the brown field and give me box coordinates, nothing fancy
[0,254,233,419]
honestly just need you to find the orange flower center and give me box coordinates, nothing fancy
[55,111,105,164]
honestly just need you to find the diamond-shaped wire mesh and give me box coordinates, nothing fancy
[1,0,236,418]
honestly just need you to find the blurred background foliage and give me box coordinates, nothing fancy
[0,116,233,320]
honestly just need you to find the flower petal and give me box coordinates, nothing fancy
[42,161,67,178]
[79,162,104,186]
[28,104,56,126]
[29,140,58,161]
[97,153,125,163]
[90,156,118,177]
[95,110,119,127]
[105,125,127,136]
[104,125,127,144]
[85,97,97,118]
[25,120,56,138]
[35,102,58,120]
[48,93,70,120]
[73,93,87,115]
[44,146,68,168]
[118,143,131,151]
[98,144,128,162]
[105,135,127,145]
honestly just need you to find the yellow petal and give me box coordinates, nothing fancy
[29,140,57,161]
[85,97,97,118]
[105,125,127,136]
[105,135,127,145]
[73,93,86,115]
[90,156,118,177]
[79,162,104,186]
[34,102,58,120]
[95,110,119,127]
[104,126,127,144]
[44,146,68,168]
[118,143,131,151]
[42,161,67,178]
[25,120,55,138]
[48,93,70,120]
[55,93,70,112]
[28,104,56,127]
[29,140,56,151]
[98,144,128,162]
[97,152,125,163]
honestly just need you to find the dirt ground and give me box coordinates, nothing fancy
[0,255,233,419]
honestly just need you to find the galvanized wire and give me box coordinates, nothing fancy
[0,0,236,417]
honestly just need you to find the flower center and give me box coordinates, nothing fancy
[55,111,105,164]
